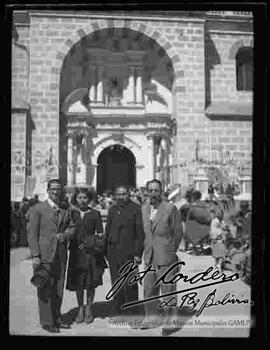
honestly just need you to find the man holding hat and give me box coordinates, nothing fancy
[28,179,75,333]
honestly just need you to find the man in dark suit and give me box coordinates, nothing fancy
[28,179,75,333]
[141,179,183,332]
[105,184,145,318]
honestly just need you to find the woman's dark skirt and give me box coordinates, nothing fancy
[66,248,107,291]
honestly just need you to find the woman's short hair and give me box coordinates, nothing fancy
[71,187,93,205]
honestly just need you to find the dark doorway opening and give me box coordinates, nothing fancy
[97,144,136,194]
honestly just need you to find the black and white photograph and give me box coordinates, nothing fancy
[7,4,265,338]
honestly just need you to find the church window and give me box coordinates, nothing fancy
[236,47,253,91]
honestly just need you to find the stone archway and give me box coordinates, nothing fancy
[56,19,181,189]
[228,37,253,59]
[49,19,185,93]
[96,144,136,194]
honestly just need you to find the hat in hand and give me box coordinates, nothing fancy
[31,265,52,288]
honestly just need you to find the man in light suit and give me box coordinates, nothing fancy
[28,179,75,333]
[141,179,183,330]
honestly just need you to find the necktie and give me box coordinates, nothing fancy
[53,207,60,231]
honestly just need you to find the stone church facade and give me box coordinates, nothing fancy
[11,10,253,200]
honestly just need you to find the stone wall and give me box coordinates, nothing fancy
[11,112,27,201]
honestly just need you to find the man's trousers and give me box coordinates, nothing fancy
[36,244,67,327]
[143,264,177,322]
[108,255,141,317]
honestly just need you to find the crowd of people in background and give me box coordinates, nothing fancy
[10,182,251,285]
[10,182,248,251]
[10,195,40,247]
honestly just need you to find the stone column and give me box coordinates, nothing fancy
[122,72,129,105]
[147,134,155,180]
[67,134,74,186]
[127,66,135,104]
[75,135,87,186]
[136,67,143,104]
[97,66,104,103]
[91,164,98,189]
[89,65,97,103]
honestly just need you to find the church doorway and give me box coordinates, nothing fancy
[97,144,136,194]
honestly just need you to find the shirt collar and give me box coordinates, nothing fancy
[47,198,59,210]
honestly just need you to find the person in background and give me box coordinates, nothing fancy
[210,206,226,270]
[25,197,40,254]
[88,190,98,209]
[185,190,212,253]
[130,189,141,205]
[179,189,193,251]
[179,190,193,221]
[141,191,149,205]
[235,200,251,246]
[105,184,145,320]
[162,190,170,202]
[28,179,76,333]
[66,188,107,324]
[11,203,22,246]
[135,189,142,204]
[21,197,29,212]
[208,184,215,199]
[18,197,29,247]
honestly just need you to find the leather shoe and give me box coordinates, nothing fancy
[42,325,60,333]
[56,321,71,329]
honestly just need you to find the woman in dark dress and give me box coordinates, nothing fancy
[66,188,107,324]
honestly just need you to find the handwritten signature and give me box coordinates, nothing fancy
[159,289,249,317]
[105,260,248,316]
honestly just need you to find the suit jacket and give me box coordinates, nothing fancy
[142,201,183,266]
[28,200,76,263]
[105,199,145,261]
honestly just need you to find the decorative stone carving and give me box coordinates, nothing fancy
[66,116,97,186]
[111,133,125,144]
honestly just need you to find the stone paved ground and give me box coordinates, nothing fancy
[9,248,251,337]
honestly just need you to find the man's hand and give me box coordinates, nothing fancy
[32,257,41,268]
[133,256,142,265]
